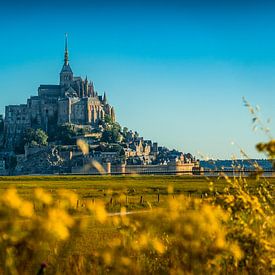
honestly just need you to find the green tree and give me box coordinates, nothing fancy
[101,115,123,143]
[103,115,113,125]
[34,129,48,146]
[122,127,128,138]
[101,128,122,143]
[23,128,48,146]
[55,124,78,145]
[15,128,48,154]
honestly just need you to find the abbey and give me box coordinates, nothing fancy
[4,36,115,148]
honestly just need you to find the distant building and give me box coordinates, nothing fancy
[4,35,115,149]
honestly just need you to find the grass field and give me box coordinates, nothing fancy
[0,174,273,213]
[0,174,274,274]
[1,174,271,196]
[0,174,272,212]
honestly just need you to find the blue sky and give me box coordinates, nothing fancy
[0,1,274,159]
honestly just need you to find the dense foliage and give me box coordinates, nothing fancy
[15,128,48,154]
[101,116,123,143]
[53,124,80,145]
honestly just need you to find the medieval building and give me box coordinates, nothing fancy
[4,35,115,149]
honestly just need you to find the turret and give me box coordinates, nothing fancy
[84,76,89,97]
[81,80,85,98]
[103,92,107,104]
[89,81,95,97]
[111,107,116,122]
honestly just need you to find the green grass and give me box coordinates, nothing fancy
[0,174,273,212]
[0,175,272,196]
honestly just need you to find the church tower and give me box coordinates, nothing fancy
[60,34,73,87]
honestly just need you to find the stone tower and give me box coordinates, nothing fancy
[60,34,73,87]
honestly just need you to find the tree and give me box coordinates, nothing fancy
[36,129,47,146]
[23,128,48,147]
[34,129,48,146]
[122,127,128,138]
[101,128,122,143]
[100,115,123,144]
[15,128,48,154]
[104,115,113,125]
[55,124,78,145]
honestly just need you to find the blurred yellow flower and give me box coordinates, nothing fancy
[167,184,174,194]
[152,239,165,254]
[77,139,89,155]
[88,201,107,223]
[19,201,34,217]
[46,208,74,240]
[2,188,21,209]
[120,257,131,266]
[1,189,33,217]
[35,188,52,205]
[103,252,112,265]
[58,189,78,206]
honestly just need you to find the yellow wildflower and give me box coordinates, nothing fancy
[88,201,107,223]
[120,257,131,266]
[152,239,165,254]
[19,201,34,217]
[35,188,52,205]
[58,189,78,206]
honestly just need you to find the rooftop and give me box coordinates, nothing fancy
[39,85,61,89]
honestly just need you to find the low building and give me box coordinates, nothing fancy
[72,133,101,145]
[93,151,121,163]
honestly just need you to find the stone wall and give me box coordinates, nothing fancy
[4,105,31,148]
[58,98,70,124]
[24,145,48,158]
[38,85,61,98]
[71,99,86,124]
[72,161,196,175]
[15,146,68,175]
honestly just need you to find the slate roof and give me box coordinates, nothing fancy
[39,85,61,89]
[60,63,73,73]
[65,86,77,94]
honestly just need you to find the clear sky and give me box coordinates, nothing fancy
[0,0,274,159]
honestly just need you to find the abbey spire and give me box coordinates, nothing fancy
[60,33,73,86]
[64,33,69,65]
